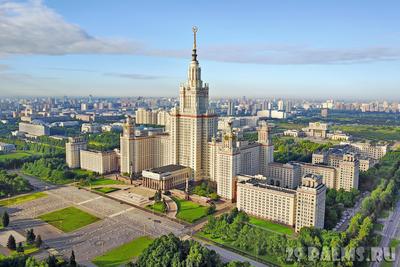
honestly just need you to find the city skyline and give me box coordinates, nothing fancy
[1,0,400,99]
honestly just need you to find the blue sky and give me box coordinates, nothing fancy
[0,0,400,99]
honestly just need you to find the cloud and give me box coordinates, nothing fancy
[1,0,400,65]
[0,64,10,71]
[198,45,400,65]
[0,0,142,56]
[104,72,163,80]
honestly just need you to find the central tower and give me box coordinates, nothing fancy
[179,26,209,115]
[170,27,217,181]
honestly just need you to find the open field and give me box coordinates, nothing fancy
[92,236,153,267]
[172,197,208,223]
[0,192,47,207]
[249,217,294,235]
[38,206,100,233]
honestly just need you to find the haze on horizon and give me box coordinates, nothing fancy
[0,0,399,100]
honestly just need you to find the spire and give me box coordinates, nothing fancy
[192,26,198,62]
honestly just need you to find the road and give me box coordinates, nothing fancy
[197,240,269,267]
[371,200,400,267]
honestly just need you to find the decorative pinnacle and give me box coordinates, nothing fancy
[192,26,198,49]
[192,26,198,62]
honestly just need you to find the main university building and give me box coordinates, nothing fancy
[67,28,327,232]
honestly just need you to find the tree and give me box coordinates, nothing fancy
[7,234,16,250]
[26,228,36,244]
[154,189,162,202]
[35,235,43,248]
[47,255,57,267]
[16,242,24,253]
[207,202,216,215]
[69,250,77,267]
[2,211,9,227]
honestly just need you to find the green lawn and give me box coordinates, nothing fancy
[94,187,120,194]
[92,236,153,267]
[88,178,125,186]
[172,197,208,223]
[196,232,294,267]
[39,206,100,232]
[146,201,166,214]
[249,217,294,235]
[0,192,47,207]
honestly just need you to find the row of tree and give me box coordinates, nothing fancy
[0,170,32,197]
[192,181,219,200]
[21,158,93,184]
[324,188,360,229]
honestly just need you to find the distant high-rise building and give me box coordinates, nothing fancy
[227,101,235,116]
[321,108,329,117]
[277,99,284,111]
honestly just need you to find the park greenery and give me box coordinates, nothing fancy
[324,188,360,230]
[242,134,334,163]
[22,158,96,184]
[273,137,334,163]
[192,181,219,200]
[132,233,250,267]
[0,170,32,197]
[331,125,400,142]
[39,206,100,233]
[87,131,120,151]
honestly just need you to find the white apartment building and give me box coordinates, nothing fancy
[236,173,326,232]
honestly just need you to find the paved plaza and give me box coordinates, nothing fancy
[1,173,188,265]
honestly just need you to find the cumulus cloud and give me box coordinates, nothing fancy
[104,72,163,80]
[1,0,400,65]
[0,0,142,56]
